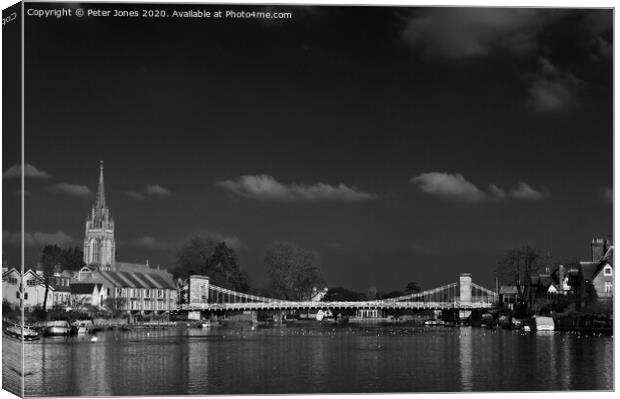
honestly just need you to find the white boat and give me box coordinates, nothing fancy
[532,316,555,331]
[43,320,71,336]
[4,324,40,341]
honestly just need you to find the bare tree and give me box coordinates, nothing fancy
[496,244,545,310]
[264,241,325,301]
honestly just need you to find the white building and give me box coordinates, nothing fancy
[2,268,55,310]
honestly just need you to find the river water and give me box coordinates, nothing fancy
[2,324,614,396]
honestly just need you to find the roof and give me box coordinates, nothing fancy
[59,270,76,278]
[97,269,176,290]
[50,283,71,292]
[580,261,602,280]
[70,283,102,294]
[499,286,518,295]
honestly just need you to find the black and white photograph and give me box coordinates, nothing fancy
[0,0,615,396]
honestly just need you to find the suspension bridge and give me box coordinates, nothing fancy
[179,273,499,312]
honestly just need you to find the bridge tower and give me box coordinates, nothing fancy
[459,273,472,304]
[188,275,210,307]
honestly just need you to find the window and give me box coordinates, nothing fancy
[24,293,28,300]
[8,277,17,285]
[107,288,110,296]
[605,282,613,293]
[604,266,613,276]
[16,292,20,299]
[26,279,36,286]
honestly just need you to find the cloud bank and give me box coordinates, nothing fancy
[3,163,51,179]
[410,172,550,202]
[126,184,172,200]
[217,174,378,203]
[3,230,74,247]
[48,183,94,198]
[529,58,581,112]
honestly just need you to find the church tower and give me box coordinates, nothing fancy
[83,161,115,268]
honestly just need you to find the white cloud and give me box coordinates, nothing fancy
[146,184,171,196]
[3,230,74,247]
[3,163,51,179]
[410,172,489,202]
[126,185,171,200]
[48,183,94,198]
[508,182,551,200]
[411,172,550,202]
[217,174,377,203]
[126,190,147,200]
[530,58,581,112]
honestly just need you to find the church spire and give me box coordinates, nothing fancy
[97,160,106,208]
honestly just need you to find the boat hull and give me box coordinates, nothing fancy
[44,326,71,336]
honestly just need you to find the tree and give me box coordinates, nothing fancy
[174,235,219,279]
[496,245,545,310]
[264,241,325,301]
[205,242,250,292]
[103,297,128,316]
[381,290,405,299]
[40,245,63,312]
[60,247,85,271]
[323,287,367,301]
[174,236,250,292]
[366,286,378,300]
[404,282,421,294]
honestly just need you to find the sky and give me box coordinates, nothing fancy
[2,4,613,292]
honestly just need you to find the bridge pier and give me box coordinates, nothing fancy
[273,310,284,325]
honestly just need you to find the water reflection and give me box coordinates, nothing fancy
[458,327,473,391]
[6,325,612,396]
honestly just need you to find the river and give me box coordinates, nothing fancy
[2,324,613,396]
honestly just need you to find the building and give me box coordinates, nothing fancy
[2,268,55,311]
[72,163,177,314]
[499,285,518,310]
[70,282,106,308]
[579,239,613,300]
[83,161,115,268]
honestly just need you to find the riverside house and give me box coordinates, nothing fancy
[2,268,55,311]
[76,262,177,314]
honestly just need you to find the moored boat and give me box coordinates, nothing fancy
[43,320,71,336]
[4,324,40,341]
[532,316,555,331]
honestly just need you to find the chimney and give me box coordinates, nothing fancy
[591,238,605,261]
[558,265,565,290]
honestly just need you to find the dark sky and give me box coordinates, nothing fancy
[2,4,613,292]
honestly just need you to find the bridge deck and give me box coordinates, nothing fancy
[181,300,496,311]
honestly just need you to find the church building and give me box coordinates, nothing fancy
[83,161,116,268]
[74,162,177,314]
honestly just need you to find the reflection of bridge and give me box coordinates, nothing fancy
[180,273,499,312]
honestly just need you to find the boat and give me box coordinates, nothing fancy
[43,320,71,336]
[424,319,445,326]
[532,316,555,331]
[4,324,40,341]
[74,326,88,335]
[200,320,220,328]
[480,313,495,328]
